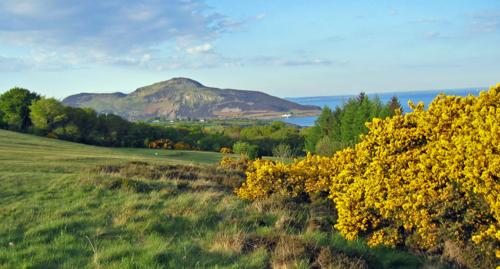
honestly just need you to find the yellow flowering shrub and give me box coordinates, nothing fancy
[235,152,345,200]
[237,85,500,262]
[235,159,296,199]
[332,86,499,252]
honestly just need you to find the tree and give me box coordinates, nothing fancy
[0,87,40,131]
[272,143,292,162]
[315,136,336,157]
[356,92,367,102]
[239,122,304,156]
[316,106,334,137]
[53,123,80,140]
[30,98,67,133]
[65,107,97,142]
[233,141,259,160]
[387,96,403,114]
[302,126,321,153]
[0,109,6,128]
[304,93,400,154]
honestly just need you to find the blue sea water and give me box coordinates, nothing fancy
[281,88,485,127]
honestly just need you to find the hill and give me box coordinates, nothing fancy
[0,129,441,268]
[63,78,321,121]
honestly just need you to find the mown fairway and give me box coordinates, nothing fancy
[0,130,445,268]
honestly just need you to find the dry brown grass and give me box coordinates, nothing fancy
[210,231,248,254]
[216,232,373,269]
[271,236,316,268]
[313,247,369,269]
[441,240,496,269]
[83,161,245,192]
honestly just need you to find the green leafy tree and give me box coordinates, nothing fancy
[64,107,97,141]
[302,126,321,153]
[0,109,6,128]
[233,141,259,159]
[0,87,40,131]
[30,98,67,133]
[53,123,80,140]
[238,121,304,156]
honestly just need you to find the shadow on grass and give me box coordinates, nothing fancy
[155,245,240,268]
[304,231,423,269]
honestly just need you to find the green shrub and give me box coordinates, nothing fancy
[272,143,292,161]
[233,141,259,159]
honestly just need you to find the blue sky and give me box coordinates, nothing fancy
[0,0,499,98]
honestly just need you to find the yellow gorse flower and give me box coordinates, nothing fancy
[236,84,500,261]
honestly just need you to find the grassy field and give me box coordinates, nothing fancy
[0,130,449,268]
[0,129,225,167]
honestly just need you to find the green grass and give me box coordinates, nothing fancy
[0,129,225,167]
[0,130,449,268]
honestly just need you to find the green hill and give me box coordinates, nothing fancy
[0,130,444,268]
[62,78,321,121]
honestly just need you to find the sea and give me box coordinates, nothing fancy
[281,88,485,127]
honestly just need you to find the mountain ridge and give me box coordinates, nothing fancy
[63,78,321,121]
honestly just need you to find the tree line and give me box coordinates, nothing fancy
[303,93,402,156]
[0,87,402,158]
[0,88,306,156]
[0,88,169,147]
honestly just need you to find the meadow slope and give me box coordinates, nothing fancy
[0,130,447,268]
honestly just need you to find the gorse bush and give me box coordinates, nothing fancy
[148,138,173,149]
[173,141,191,150]
[236,85,500,266]
[235,152,348,201]
[218,156,249,172]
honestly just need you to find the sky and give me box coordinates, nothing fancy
[0,0,499,98]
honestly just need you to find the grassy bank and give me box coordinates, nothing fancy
[0,130,448,268]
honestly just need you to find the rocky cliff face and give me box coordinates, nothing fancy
[63,78,321,120]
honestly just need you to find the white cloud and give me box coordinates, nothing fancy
[124,6,158,22]
[0,56,30,71]
[424,31,441,39]
[186,43,214,54]
[251,56,347,67]
[411,18,447,24]
[1,0,44,16]
[468,11,500,33]
[0,51,76,72]
[0,0,240,70]
[255,13,266,21]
